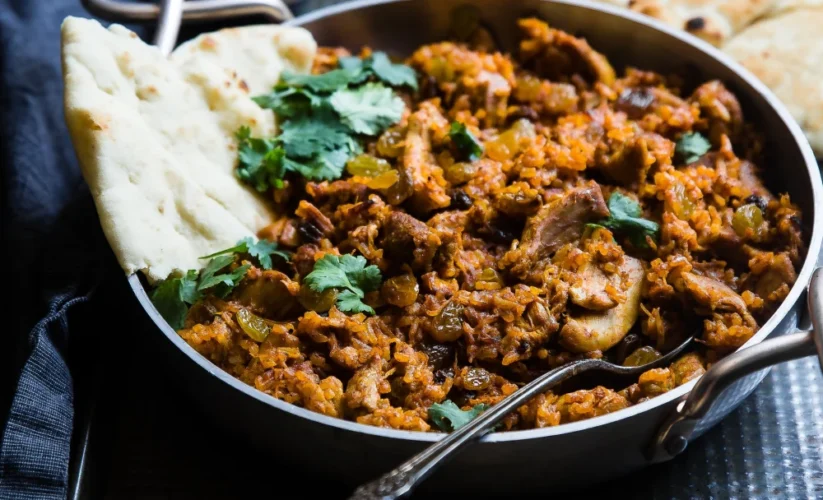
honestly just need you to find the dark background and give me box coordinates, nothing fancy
[2,0,822,499]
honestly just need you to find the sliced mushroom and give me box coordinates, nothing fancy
[568,261,621,311]
[559,256,644,353]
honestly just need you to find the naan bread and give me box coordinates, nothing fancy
[624,0,777,46]
[723,8,823,156]
[61,17,316,283]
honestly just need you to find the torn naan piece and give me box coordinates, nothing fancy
[723,7,823,156]
[626,0,777,46]
[61,17,317,283]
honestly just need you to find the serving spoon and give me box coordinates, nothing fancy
[351,267,823,499]
[350,334,696,500]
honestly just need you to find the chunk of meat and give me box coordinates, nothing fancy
[257,217,300,248]
[502,182,609,276]
[555,386,629,423]
[638,368,675,397]
[689,80,743,143]
[345,362,386,412]
[295,200,335,243]
[671,352,706,386]
[382,212,442,272]
[748,251,797,306]
[518,18,615,85]
[559,256,645,353]
[400,101,451,214]
[679,272,748,315]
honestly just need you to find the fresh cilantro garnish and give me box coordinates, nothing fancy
[595,192,659,248]
[284,150,351,181]
[252,85,321,118]
[244,58,410,190]
[235,127,286,191]
[675,132,711,164]
[338,51,418,90]
[330,83,405,136]
[150,270,200,330]
[278,113,358,159]
[197,255,251,297]
[150,250,262,329]
[200,237,290,270]
[428,400,489,431]
[449,122,484,161]
[280,68,362,93]
[303,254,382,315]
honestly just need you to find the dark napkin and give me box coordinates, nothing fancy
[0,1,145,498]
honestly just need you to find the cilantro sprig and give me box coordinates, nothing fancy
[338,52,419,89]
[150,238,287,329]
[149,270,200,331]
[241,52,417,192]
[200,236,290,270]
[330,83,406,135]
[303,254,382,315]
[589,192,660,248]
[675,131,711,164]
[428,400,489,431]
[449,122,484,161]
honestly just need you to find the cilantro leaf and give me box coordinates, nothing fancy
[278,114,357,159]
[428,400,489,431]
[675,132,711,164]
[303,254,382,315]
[338,56,364,71]
[330,83,405,136]
[252,85,321,118]
[281,68,362,93]
[197,255,250,295]
[337,289,376,315]
[369,52,418,89]
[235,127,286,191]
[284,150,349,181]
[246,239,290,269]
[449,122,484,161]
[338,52,418,90]
[596,192,659,248]
[150,270,201,330]
[200,237,289,270]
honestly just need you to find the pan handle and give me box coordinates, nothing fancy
[82,0,294,24]
[648,266,823,463]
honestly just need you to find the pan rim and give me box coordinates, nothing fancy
[130,0,823,444]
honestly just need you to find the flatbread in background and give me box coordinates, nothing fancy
[61,17,317,283]
[624,0,777,46]
[723,8,823,156]
[764,0,823,16]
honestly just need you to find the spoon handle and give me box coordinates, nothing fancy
[349,358,604,500]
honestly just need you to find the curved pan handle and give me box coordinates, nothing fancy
[648,266,823,463]
[81,0,295,37]
[82,0,294,55]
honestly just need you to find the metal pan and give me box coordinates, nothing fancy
[87,0,823,494]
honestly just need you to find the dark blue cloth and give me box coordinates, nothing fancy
[0,1,142,498]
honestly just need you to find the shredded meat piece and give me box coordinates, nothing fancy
[518,18,616,85]
[382,212,442,272]
[399,101,451,214]
[689,80,743,144]
[502,182,609,276]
